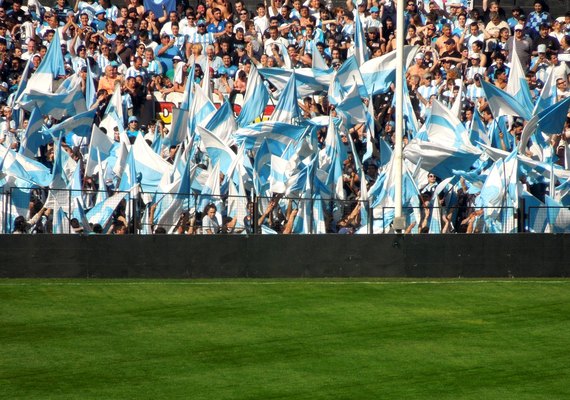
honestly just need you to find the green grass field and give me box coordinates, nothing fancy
[1,279,570,399]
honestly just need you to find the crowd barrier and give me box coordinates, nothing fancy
[1,187,569,234]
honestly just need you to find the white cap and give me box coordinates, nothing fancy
[537,44,547,53]
[514,24,524,31]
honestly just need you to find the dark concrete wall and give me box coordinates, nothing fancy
[0,234,568,278]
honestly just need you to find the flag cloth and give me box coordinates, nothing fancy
[236,65,270,127]
[480,80,532,121]
[360,46,419,95]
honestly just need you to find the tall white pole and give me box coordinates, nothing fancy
[393,0,406,232]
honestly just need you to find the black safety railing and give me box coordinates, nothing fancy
[1,186,568,234]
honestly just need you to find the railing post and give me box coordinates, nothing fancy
[68,188,72,234]
[517,197,525,233]
[252,194,258,234]
[309,197,314,234]
[368,199,372,234]
[132,192,137,234]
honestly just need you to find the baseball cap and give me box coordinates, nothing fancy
[128,116,138,123]
[370,6,379,12]
[514,24,524,31]
[537,44,547,53]
[172,55,182,62]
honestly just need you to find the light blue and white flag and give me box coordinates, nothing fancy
[85,125,113,176]
[18,28,65,95]
[404,139,481,179]
[311,40,330,71]
[87,191,128,228]
[258,67,331,97]
[189,83,216,138]
[164,107,188,147]
[469,108,490,147]
[0,147,52,187]
[52,204,70,234]
[85,62,97,109]
[270,70,301,124]
[203,100,237,145]
[425,99,477,152]
[522,190,547,232]
[545,195,570,233]
[197,162,222,214]
[519,96,570,153]
[118,135,172,193]
[18,105,48,158]
[236,65,270,127]
[353,9,369,66]
[480,80,532,121]
[20,78,87,120]
[476,158,511,233]
[196,125,236,175]
[533,68,556,115]
[49,108,97,140]
[360,46,419,96]
[335,83,367,126]
[506,46,534,114]
[253,140,272,195]
[233,121,309,154]
[268,155,289,194]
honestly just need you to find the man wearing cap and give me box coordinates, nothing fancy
[126,116,142,142]
[465,53,486,82]
[440,38,462,66]
[530,45,550,83]
[364,6,382,32]
[91,9,107,32]
[188,20,216,48]
[156,33,182,73]
[406,52,428,80]
[505,24,532,68]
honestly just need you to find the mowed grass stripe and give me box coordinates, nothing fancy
[1,280,569,399]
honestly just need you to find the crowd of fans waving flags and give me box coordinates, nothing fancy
[2,0,570,234]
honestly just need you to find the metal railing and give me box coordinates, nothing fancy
[0,186,567,234]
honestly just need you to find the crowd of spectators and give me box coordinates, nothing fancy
[3,0,570,234]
